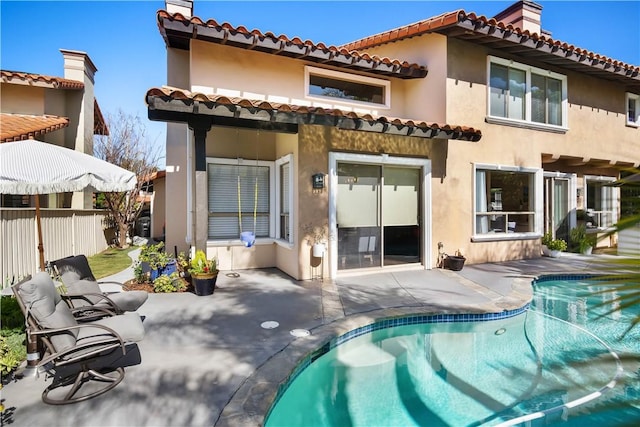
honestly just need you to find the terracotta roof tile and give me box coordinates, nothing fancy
[146,86,481,142]
[157,10,427,79]
[340,10,640,83]
[1,70,84,90]
[0,113,70,142]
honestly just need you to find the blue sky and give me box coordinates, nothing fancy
[2,1,639,167]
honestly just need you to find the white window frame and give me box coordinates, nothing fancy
[626,92,640,127]
[486,56,568,132]
[584,175,618,230]
[472,163,543,242]
[275,154,294,246]
[305,66,391,109]
[206,157,276,244]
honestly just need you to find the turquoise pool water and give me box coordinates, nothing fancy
[265,276,640,426]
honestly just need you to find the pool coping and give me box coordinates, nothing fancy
[215,274,535,427]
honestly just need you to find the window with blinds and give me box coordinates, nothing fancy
[207,163,270,240]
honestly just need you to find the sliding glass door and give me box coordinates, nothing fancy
[336,162,421,270]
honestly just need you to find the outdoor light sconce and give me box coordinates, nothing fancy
[312,173,325,189]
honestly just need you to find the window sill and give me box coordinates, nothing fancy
[471,232,542,243]
[485,116,568,134]
[625,122,639,128]
[207,238,275,247]
[275,240,295,250]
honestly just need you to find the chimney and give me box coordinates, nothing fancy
[493,0,543,34]
[166,0,193,17]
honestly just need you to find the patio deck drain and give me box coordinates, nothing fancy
[261,321,279,329]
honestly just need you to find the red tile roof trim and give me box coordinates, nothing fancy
[157,10,428,79]
[146,87,482,142]
[0,113,70,143]
[1,70,85,90]
[341,10,640,77]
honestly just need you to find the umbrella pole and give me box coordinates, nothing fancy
[35,195,45,271]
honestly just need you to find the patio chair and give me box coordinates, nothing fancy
[51,255,148,315]
[12,272,145,405]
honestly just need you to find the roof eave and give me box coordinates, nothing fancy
[156,12,428,80]
[145,89,481,142]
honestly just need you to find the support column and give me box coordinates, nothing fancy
[190,119,212,252]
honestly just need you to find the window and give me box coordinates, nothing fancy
[305,66,390,108]
[474,164,541,238]
[207,159,272,240]
[207,156,293,242]
[584,176,617,229]
[275,154,294,243]
[488,56,567,130]
[627,92,639,127]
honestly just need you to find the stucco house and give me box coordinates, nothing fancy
[0,50,110,279]
[146,0,640,281]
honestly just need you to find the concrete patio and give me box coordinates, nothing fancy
[1,254,606,427]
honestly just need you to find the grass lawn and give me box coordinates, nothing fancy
[87,246,138,279]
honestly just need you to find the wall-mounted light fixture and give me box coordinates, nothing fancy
[312,173,325,189]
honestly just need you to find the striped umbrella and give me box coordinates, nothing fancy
[0,139,137,271]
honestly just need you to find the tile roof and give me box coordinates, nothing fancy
[341,10,640,89]
[156,10,427,79]
[1,70,84,90]
[146,87,482,142]
[0,113,70,143]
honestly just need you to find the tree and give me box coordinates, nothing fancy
[93,109,162,248]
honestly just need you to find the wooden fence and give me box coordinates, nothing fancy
[0,208,112,285]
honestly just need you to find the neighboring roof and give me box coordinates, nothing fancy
[2,70,109,136]
[94,99,109,136]
[0,70,84,90]
[156,10,428,79]
[341,10,640,90]
[146,87,482,142]
[0,113,70,143]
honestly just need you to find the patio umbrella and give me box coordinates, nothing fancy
[0,139,137,271]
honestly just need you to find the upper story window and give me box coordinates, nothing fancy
[487,56,567,131]
[305,66,390,108]
[627,92,639,127]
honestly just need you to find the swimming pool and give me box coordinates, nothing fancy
[265,275,640,426]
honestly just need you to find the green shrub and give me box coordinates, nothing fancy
[542,232,567,251]
[152,272,185,293]
[569,225,596,253]
[1,296,25,330]
[0,329,26,375]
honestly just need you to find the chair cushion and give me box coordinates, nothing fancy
[17,272,78,351]
[77,312,145,344]
[105,291,148,312]
[54,255,96,284]
[66,279,104,305]
[67,279,148,311]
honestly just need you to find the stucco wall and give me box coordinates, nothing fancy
[0,84,45,115]
[189,40,410,119]
[164,48,191,255]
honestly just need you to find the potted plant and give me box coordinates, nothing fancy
[541,232,567,258]
[189,250,219,296]
[569,225,596,255]
[444,250,466,271]
[138,241,177,281]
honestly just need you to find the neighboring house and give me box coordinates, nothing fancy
[146,0,640,280]
[136,170,166,241]
[0,50,110,279]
